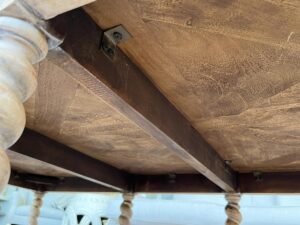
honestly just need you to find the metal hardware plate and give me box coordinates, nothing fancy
[101,25,132,60]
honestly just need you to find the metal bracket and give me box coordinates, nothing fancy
[101,25,132,60]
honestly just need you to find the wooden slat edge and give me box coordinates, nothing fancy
[10,129,131,192]
[9,171,115,192]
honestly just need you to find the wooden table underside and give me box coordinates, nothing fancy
[6,0,300,193]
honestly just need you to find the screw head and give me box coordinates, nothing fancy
[102,44,114,57]
[225,160,232,165]
[106,48,114,57]
[113,31,123,41]
[253,171,263,182]
[168,174,177,184]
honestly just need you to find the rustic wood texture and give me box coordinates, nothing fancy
[85,0,300,172]
[59,10,235,191]
[23,50,193,175]
[23,0,95,19]
[10,129,132,191]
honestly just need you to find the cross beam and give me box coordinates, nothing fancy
[134,174,222,193]
[10,129,131,192]
[53,9,236,192]
[239,172,300,194]
[9,171,115,192]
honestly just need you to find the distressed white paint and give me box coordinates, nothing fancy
[62,194,112,225]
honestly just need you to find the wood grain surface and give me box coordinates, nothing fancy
[59,10,235,191]
[84,0,300,172]
[23,50,194,175]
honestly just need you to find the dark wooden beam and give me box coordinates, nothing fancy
[50,177,116,192]
[10,129,131,192]
[9,171,116,192]
[9,172,42,191]
[53,9,236,192]
[134,174,222,193]
[9,172,222,193]
[11,169,300,193]
[239,172,300,194]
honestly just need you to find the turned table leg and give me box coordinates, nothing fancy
[119,193,135,225]
[0,1,59,193]
[225,193,242,225]
[30,191,45,225]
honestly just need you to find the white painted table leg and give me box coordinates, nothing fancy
[225,193,242,225]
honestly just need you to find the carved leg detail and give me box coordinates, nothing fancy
[30,191,45,225]
[225,193,242,225]
[0,11,49,191]
[119,193,134,225]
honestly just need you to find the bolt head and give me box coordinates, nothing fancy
[113,31,123,41]
[225,160,232,165]
[102,43,114,57]
[253,171,263,182]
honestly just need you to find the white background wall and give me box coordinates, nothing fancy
[2,186,300,225]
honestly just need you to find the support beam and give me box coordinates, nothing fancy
[54,9,236,192]
[9,171,116,192]
[10,172,221,193]
[10,170,300,193]
[239,172,300,194]
[133,172,300,194]
[51,177,116,192]
[10,129,131,192]
[134,174,222,193]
